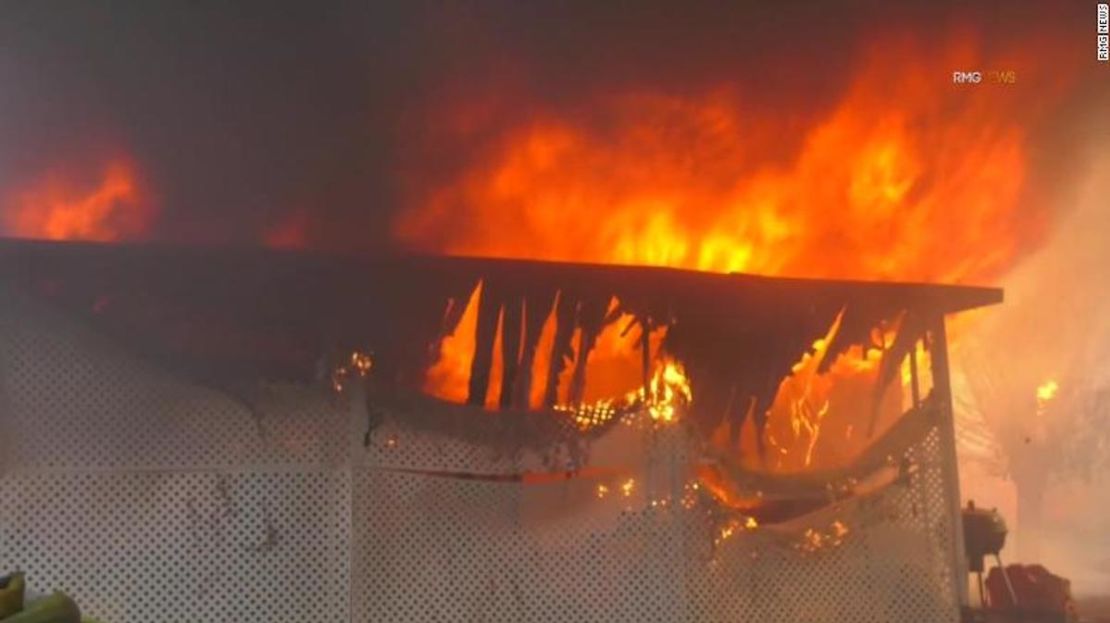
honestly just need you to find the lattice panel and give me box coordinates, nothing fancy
[0,288,346,471]
[352,470,689,622]
[359,416,674,478]
[362,420,539,476]
[0,471,350,623]
[1,285,963,622]
[352,421,962,623]
[0,288,353,623]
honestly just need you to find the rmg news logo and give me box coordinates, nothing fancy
[1099,3,1108,62]
[951,70,1017,85]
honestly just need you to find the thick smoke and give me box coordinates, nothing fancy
[953,133,1110,596]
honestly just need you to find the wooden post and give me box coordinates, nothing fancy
[929,314,971,608]
[543,293,577,407]
[512,290,555,409]
[640,316,652,405]
[467,282,501,407]
[498,296,523,409]
[909,338,921,408]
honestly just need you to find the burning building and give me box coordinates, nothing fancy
[1,2,1105,622]
[0,238,1000,621]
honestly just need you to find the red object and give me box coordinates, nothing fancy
[986,564,1077,619]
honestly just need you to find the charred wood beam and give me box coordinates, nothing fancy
[569,295,610,405]
[498,296,524,409]
[467,281,502,407]
[909,340,921,408]
[640,316,652,404]
[441,280,479,337]
[543,292,577,407]
[512,289,556,409]
[869,309,925,436]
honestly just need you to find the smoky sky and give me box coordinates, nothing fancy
[0,1,1101,251]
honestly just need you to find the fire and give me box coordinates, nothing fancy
[424,279,690,423]
[1036,378,1059,417]
[555,400,618,431]
[1036,379,1058,405]
[3,159,152,242]
[634,360,692,424]
[396,33,1064,285]
[797,520,851,554]
[556,358,691,429]
[331,350,374,393]
[620,478,635,497]
[715,313,922,474]
[402,30,1063,486]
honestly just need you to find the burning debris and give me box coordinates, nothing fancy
[329,350,374,393]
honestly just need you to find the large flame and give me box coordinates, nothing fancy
[425,281,673,412]
[400,31,1071,477]
[395,33,1065,284]
[2,159,153,242]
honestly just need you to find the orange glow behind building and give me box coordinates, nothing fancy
[3,159,153,242]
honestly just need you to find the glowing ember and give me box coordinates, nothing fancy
[350,351,374,376]
[3,159,152,242]
[714,515,759,546]
[620,478,635,497]
[555,400,618,431]
[1036,379,1059,406]
[331,350,374,393]
[796,520,851,553]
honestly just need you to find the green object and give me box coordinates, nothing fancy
[0,573,24,619]
[1,592,80,623]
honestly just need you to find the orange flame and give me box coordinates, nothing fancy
[425,281,675,412]
[401,31,1070,480]
[3,159,152,242]
[396,33,1065,284]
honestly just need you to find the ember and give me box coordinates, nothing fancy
[331,350,374,393]
[796,520,851,554]
[1036,378,1059,407]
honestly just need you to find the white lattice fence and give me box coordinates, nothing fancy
[0,289,352,623]
[0,287,962,622]
[352,420,961,623]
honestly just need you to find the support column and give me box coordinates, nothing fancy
[930,314,971,608]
